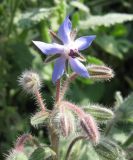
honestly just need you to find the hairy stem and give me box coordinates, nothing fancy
[65,136,86,160]
[35,90,46,111]
[60,73,77,101]
[56,79,61,103]
[49,79,61,160]
[49,126,59,160]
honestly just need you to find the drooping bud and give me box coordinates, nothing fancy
[15,134,32,152]
[19,71,46,111]
[62,101,85,118]
[5,134,32,160]
[62,101,100,143]
[60,107,75,137]
[87,65,114,81]
[18,70,41,94]
[80,114,100,144]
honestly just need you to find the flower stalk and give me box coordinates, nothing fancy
[65,136,86,160]
[55,79,61,103]
[34,90,46,112]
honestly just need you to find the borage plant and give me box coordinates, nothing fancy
[6,16,124,160]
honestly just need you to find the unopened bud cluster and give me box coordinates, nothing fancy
[18,70,41,93]
[60,101,100,143]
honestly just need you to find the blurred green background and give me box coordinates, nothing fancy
[0,0,133,159]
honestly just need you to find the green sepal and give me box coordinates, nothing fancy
[83,104,114,123]
[29,147,56,160]
[49,30,63,45]
[95,138,126,160]
[30,111,49,128]
[6,151,28,160]
[44,54,61,63]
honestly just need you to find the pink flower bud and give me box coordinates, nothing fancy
[62,101,100,143]
[60,107,75,137]
[15,134,32,152]
[50,106,75,137]
[80,114,100,144]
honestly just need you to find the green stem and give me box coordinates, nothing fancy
[65,136,86,160]
[60,73,77,101]
[49,79,61,160]
[49,126,59,160]
[55,79,61,103]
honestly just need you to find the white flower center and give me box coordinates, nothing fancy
[63,41,77,59]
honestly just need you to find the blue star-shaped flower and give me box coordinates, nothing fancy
[33,16,96,83]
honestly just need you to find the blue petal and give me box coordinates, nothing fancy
[74,36,96,51]
[58,16,72,44]
[52,57,66,83]
[69,57,89,77]
[33,41,64,55]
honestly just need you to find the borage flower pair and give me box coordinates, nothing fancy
[33,16,96,83]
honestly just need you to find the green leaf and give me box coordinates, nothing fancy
[83,104,114,123]
[116,92,133,122]
[114,91,124,109]
[95,35,123,59]
[14,8,55,29]
[29,147,56,160]
[72,12,80,28]
[79,13,133,29]
[70,1,89,13]
[87,56,104,65]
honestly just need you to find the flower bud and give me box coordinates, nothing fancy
[61,101,100,143]
[80,114,100,144]
[15,134,32,152]
[18,70,41,93]
[6,134,31,160]
[6,150,28,160]
[87,65,114,81]
[50,107,75,137]
[60,109,75,137]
